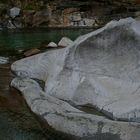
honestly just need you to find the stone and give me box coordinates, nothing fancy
[47,42,57,48]
[71,12,81,22]
[7,20,16,29]
[10,7,21,19]
[58,37,73,47]
[11,17,140,139]
[0,57,9,64]
[83,18,95,27]
[11,77,140,140]
[32,9,51,27]
[23,48,41,57]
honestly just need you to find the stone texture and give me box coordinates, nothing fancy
[11,18,140,140]
[58,37,73,47]
[11,77,140,140]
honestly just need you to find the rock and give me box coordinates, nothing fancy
[0,57,9,64]
[10,7,21,19]
[7,20,16,29]
[47,42,57,48]
[58,37,73,47]
[11,77,140,140]
[83,18,95,27]
[11,18,140,124]
[71,12,82,22]
[32,9,51,27]
[23,49,41,57]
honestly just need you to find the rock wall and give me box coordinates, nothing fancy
[0,0,140,28]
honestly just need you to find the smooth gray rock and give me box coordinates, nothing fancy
[58,37,74,47]
[11,18,140,124]
[11,77,140,140]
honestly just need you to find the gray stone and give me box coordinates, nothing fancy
[10,7,21,19]
[11,77,140,140]
[47,42,57,48]
[11,18,140,139]
[58,37,73,47]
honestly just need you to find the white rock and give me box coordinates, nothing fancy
[10,7,21,18]
[58,37,73,47]
[11,77,140,140]
[47,42,57,48]
[11,18,140,123]
[0,57,9,64]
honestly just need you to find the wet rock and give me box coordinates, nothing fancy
[58,37,73,47]
[47,42,58,48]
[23,49,41,57]
[0,57,9,64]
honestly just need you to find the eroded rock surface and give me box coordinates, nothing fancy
[11,18,140,139]
[11,77,140,140]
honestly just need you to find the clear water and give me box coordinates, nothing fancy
[0,28,93,49]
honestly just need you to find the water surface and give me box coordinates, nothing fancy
[0,28,93,49]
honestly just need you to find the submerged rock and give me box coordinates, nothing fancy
[58,37,73,47]
[11,18,140,139]
[0,57,9,64]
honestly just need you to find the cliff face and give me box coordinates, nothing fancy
[0,0,140,28]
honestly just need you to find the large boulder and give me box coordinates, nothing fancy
[11,18,140,139]
[11,77,140,140]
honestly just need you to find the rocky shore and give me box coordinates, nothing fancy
[0,0,140,28]
[10,18,140,140]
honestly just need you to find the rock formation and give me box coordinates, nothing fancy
[0,0,140,28]
[11,18,140,139]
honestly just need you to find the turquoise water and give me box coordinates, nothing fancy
[0,28,93,49]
